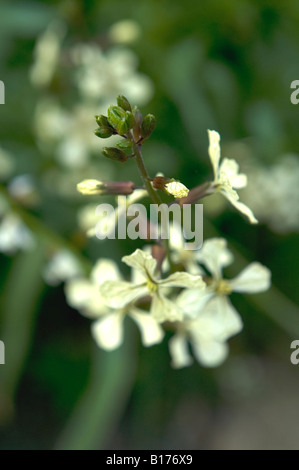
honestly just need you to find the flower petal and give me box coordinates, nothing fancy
[151,293,183,323]
[100,280,148,308]
[229,262,271,293]
[222,188,258,224]
[194,295,243,341]
[168,333,193,369]
[159,271,205,290]
[191,338,228,368]
[65,278,108,317]
[176,288,214,319]
[208,130,221,181]
[91,313,124,350]
[91,258,122,286]
[122,248,157,280]
[219,158,248,189]
[129,307,165,346]
[195,238,234,279]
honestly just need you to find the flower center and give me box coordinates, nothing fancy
[215,279,232,295]
[147,278,158,295]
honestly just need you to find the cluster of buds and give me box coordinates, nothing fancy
[94,95,156,163]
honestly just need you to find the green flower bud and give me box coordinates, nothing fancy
[125,111,135,129]
[102,147,128,162]
[116,139,133,153]
[132,106,143,141]
[95,115,110,127]
[117,94,132,112]
[141,114,156,139]
[107,105,130,135]
[94,127,114,138]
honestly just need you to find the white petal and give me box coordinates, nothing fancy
[222,189,258,224]
[159,271,205,290]
[100,280,148,308]
[191,338,228,368]
[219,158,248,189]
[91,313,124,350]
[122,248,157,280]
[195,238,234,279]
[195,296,243,341]
[129,307,165,346]
[151,293,183,323]
[176,288,214,319]
[229,262,271,293]
[64,279,108,318]
[208,130,221,181]
[168,333,193,369]
[91,258,122,286]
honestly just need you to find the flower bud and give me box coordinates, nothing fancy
[153,177,189,199]
[116,139,133,153]
[77,179,135,196]
[107,105,131,135]
[141,114,156,139]
[94,127,114,138]
[132,106,143,142]
[117,94,132,112]
[102,147,128,162]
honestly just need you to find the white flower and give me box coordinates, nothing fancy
[0,213,35,254]
[100,248,206,323]
[177,237,271,337]
[167,222,204,275]
[169,297,231,369]
[208,130,258,224]
[65,258,164,350]
[165,181,189,199]
[169,238,271,369]
[78,190,147,238]
[42,250,83,286]
[29,20,66,88]
[109,20,141,44]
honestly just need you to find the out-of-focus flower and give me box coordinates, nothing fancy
[169,238,271,368]
[108,20,141,44]
[169,297,231,369]
[77,189,148,237]
[43,249,83,286]
[208,130,258,224]
[100,248,205,323]
[29,20,66,88]
[8,174,39,207]
[65,259,164,350]
[167,222,204,274]
[241,154,299,233]
[0,213,35,254]
[71,45,154,106]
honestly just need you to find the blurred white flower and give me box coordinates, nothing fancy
[169,297,230,369]
[100,248,205,323]
[167,222,204,274]
[108,20,141,44]
[77,190,148,237]
[65,258,164,350]
[8,174,39,206]
[0,213,35,254]
[71,44,154,105]
[43,249,83,286]
[29,20,66,88]
[241,154,299,233]
[169,238,271,368]
[208,130,258,224]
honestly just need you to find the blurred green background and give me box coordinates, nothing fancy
[0,0,299,450]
